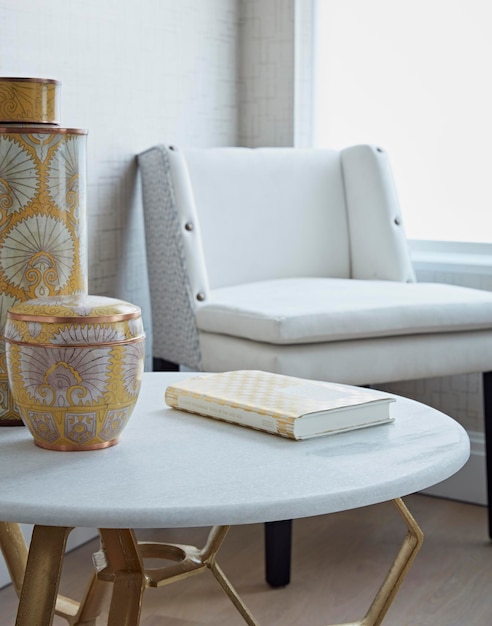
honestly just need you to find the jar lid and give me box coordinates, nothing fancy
[0,77,61,124]
[5,295,144,348]
[6,294,141,323]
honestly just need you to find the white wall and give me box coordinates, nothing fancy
[238,0,296,147]
[236,0,313,147]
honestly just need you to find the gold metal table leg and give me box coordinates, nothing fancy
[15,525,72,626]
[359,498,424,626]
[98,528,147,626]
[329,497,424,626]
[0,522,109,626]
[95,525,259,626]
[0,521,28,598]
[55,572,110,626]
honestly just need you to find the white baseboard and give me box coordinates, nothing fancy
[422,431,487,505]
[0,526,97,590]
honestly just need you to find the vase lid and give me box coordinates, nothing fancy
[6,294,142,323]
[0,77,61,124]
[4,295,144,348]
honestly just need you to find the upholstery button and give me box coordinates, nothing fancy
[185,222,194,232]
[394,217,401,226]
[196,292,205,302]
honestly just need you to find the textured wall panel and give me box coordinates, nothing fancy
[238,0,295,147]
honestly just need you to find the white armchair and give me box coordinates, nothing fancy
[138,144,492,585]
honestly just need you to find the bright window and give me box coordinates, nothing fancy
[314,0,492,243]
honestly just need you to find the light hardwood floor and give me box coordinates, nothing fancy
[0,494,491,625]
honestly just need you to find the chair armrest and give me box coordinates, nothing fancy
[341,145,416,282]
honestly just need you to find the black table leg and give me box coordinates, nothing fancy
[482,372,492,538]
[153,357,179,372]
[264,519,292,587]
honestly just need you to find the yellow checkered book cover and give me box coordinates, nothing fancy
[165,370,394,440]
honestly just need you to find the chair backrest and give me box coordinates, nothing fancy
[138,144,415,367]
[178,147,351,289]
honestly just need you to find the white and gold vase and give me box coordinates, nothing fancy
[4,294,145,450]
[0,77,87,425]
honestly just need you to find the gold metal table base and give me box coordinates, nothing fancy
[0,522,109,626]
[0,497,423,626]
[95,524,258,626]
[334,498,424,626]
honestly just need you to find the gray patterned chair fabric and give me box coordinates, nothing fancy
[138,144,492,578]
[137,145,202,369]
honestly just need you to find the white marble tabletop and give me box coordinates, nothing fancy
[0,372,470,529]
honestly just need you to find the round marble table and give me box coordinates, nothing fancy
[0,372,470,626]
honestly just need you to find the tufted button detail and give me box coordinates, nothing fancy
[184,221,194,232]
[196,292,205,302]
[394,217,401,226]
[169,145,176,151]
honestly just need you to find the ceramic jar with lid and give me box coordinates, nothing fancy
[4,294,145,450]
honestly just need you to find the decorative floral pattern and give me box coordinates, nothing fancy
[52,324,127,346]
[127,317,145,338]
[0,79,58,123]
[27,322,42,339]
[0,214,75,296]
[122,342,145,396]
[99,407,131,441]
[28,411,59,443]
[22,133,60,164]
[0,137,38,214]
[0,293,20,334]
[0,382,11,419]
[47,137,82,212]
[64,412,96,444]
[18,345,110,407]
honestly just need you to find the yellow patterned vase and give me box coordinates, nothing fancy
[4,294,145,451]
[0,77,87,424]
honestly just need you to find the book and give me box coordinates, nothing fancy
[164,370,395,440]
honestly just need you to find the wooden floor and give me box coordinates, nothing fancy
[0,494,491,625]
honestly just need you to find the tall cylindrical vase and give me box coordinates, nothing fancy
[0,78,88,425]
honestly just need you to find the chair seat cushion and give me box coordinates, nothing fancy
[195,277,492,344]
